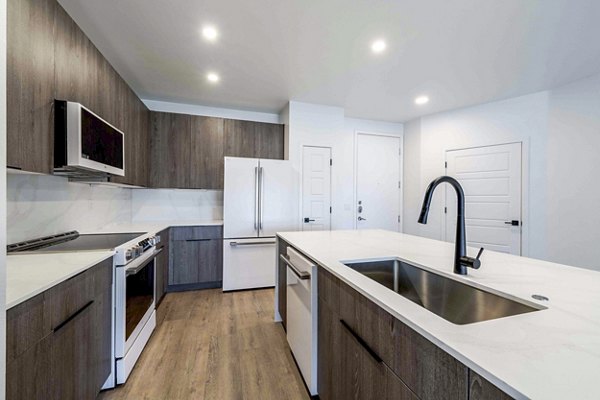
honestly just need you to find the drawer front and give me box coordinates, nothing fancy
[470,371,514,400]
[171,225,222,241]
[317,266,341,312]
[45,270,95,330]
[6,293,50,363]
[319,267,468,400]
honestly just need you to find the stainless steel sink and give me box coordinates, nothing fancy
[342,258,544,324]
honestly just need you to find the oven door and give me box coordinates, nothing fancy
[115,249,158,358]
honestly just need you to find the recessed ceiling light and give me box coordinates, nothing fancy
[202,25,218,41]
[207,72,220,83]
[415,96,429,105]
[371,39,387,53]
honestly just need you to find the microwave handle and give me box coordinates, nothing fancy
[126,248,162,277]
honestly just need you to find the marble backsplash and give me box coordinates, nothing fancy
[7,172,224,244]
[131,188,223,222]
[7,172,132,244]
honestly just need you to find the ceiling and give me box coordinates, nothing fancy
[58,0,600,122]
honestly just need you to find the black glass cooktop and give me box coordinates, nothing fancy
[7,231,146,253]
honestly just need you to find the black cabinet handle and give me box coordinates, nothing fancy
[185,238,211,242]
[53,300,94,333]
[339,319,383,363]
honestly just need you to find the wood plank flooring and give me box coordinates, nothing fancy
[99,289,309,400]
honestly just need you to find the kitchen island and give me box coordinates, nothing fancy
[276,229,600,400]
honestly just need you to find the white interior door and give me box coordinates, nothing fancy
[258,159,298,237]
[355,133,401,231]
[302,146,331,231]
[445,143,522,254]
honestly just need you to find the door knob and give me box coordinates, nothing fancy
[304,217,315,223]
[504,220,520,226]
[358,216,367,221]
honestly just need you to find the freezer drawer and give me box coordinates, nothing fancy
[223,238,277,291]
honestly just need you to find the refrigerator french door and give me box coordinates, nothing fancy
[223,157,298,291]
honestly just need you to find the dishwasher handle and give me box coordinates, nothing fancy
[279,254,310,280]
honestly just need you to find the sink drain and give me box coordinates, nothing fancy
[532,294,549,301]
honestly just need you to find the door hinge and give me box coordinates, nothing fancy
[398,181,401,189]
[330,159,332,166]
[444,207,447,214]
[397,215,401,223]
[329,206,332,213]
[444,161,448,169]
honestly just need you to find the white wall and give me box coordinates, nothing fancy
[143,99,280,124]
[404,72,600,271]
[7,173,132,243]
[0,0,7,395]
[131,189,223,222]
[403,91,549,259]
[545,73,600,269]
[285,101,403,230]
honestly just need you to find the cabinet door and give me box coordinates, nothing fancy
[7,0,56,173]
[170,239,222,286]
[190,116,225,189]
[92,260,113,391]
[318,298,390,400]
[224,119,257,158]
[150,112,191,188]
[50,301,96,400]
[255,122,284,159]
[277,239,289,328]
[6,335,52,400]
[470,371,514,400]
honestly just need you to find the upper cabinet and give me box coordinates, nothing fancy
[7,0,149,186]
[149,114,284,190]
[149,112,191,189]
[7,0,56,173]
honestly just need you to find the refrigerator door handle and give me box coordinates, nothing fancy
[259,166,264,230]
[254,166,259,231]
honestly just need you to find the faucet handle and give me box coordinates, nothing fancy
[460,247,484,270]
[476,247,484,260]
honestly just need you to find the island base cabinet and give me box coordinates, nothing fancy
[470,371,515,400]
[318,297,418,400]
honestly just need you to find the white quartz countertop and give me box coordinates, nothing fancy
[94,219,223,236]
[277,229,600,400]
[6,251,114,309]
[7,220,223,310]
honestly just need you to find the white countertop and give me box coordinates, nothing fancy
[7,220,223,309]
[6,251,114,309]
[95,219,223,236]
[277,229,600,400]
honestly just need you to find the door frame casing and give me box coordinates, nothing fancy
[353,131,404,231]
[300,145,332,231]
[442,140,530,256]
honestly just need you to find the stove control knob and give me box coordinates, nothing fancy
[126,249,133,261]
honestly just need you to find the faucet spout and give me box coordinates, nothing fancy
[417,176,482,275]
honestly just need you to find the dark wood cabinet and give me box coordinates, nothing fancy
[470,371,515,400]
[277,238,289,329]
[155,228,170,305]
[7,0,150,185]
[7,0,56,173]
[317,265,469,400]
[224,119,284,160]
[190,116,225,189]
[255,121,285,159]
[168,226,223,290]
[149,112,191,188]
[6,258,113,400]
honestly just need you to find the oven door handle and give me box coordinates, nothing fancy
[126,248,162,277]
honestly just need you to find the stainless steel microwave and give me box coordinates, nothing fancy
[54,100,125,177]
